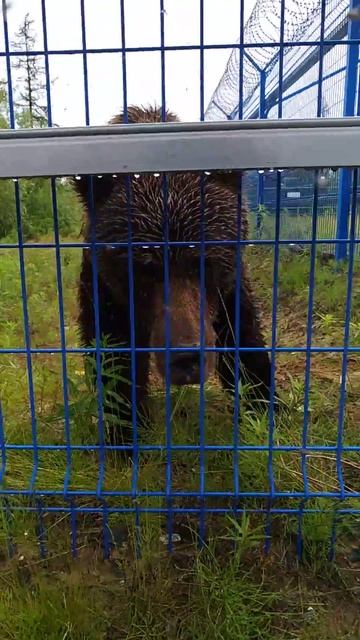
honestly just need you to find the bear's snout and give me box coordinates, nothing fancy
[171,350,205,386]
[151,278,216,386]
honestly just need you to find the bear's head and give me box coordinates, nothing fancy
[74,106,247,387]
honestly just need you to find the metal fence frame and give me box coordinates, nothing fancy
[0,0,359,560]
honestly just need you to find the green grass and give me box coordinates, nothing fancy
[249,209,360,252]
[0,236,360,638]
[0,514,359,639]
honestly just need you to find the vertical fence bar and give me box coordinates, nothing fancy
[256,71,267,235]
[335,0,360,261]
[199,0,205,123]
[120,0,128,124]
[125,170,140,554]
[14,191,39,491]
[316,0,327,119]
[198,0,206,545]
[231,0,245,523]
[301,171,319,499]
[232,173,243,512]
[0,403,6,485]
[336,167,358,497]
[277,0,286,120]
[79,1,106,501]
[120,0,140,555]
[134,504,141,559]
[296,499,305,561]
[70,500,78,558]
[80,0,90,127]
[87,177,107,501]
[297,4,326,536]
[41,1,72,499]
[265,0,286,554]
[159,0,173,552]
[299,0,328,541]
[40,0,53,127]
[265,170,281,554]
[237,0,244,120]
[0,0,7,481]
[1,0,15,130]
[102,500,111,559]
[2,0,39,493]
[330,168,359,558]
[51,181,72,497]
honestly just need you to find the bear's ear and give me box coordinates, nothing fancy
[72,174,118,210]
[110,105,180,125]
[72,105,181,209]
[206,169,243,194]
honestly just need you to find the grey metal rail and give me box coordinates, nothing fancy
[0,118,359,178]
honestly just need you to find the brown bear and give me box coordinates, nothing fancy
[74,105,272,447]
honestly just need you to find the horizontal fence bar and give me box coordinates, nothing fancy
[1,506,359,516]
[0,39,357,57]
[3,117,360,139]
[0,238,360,249]
[1,119,360,177]
[1,346,360,354]
[0,489,358,499]
[2,444,360,452]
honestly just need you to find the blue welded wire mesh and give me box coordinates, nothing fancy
[206,0,360,258]
[0,0,359,562]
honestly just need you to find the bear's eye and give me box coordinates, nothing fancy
[205,260,220,286]
[185,261,199,278]
[135,258,161,280]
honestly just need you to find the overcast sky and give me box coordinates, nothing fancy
[1,0,256,126]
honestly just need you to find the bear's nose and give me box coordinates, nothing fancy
[171,351,203,386]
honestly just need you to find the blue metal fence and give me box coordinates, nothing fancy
[0,0,359,562]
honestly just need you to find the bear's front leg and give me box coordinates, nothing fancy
[78,252,151,450]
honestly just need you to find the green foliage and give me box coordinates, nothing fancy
[0,179,16,239]
[0,84,16,237]
[22,178,82,241]
[0,577,113,640]
[0,77,81,238]
[189,549,281,639]
[0,21,82,241]
[0,80,9,127]
[0,177,83,242]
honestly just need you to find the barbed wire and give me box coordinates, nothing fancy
[205,0,350,120]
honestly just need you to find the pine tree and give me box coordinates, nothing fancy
[12,13,49,128]
[0,49,82,241]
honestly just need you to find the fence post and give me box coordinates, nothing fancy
[335,0,360,261]
[256,70,267,236]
